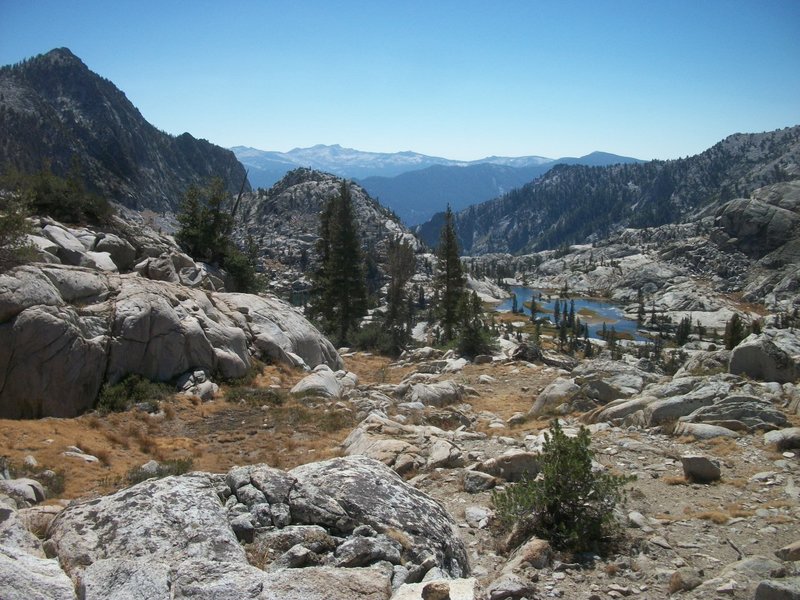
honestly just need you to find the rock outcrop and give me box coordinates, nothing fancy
[35,456,467,598]
[0,47,249,213]
[729,328,800,384]
[0,263,341,418]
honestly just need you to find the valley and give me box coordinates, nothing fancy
[0,47,799,600]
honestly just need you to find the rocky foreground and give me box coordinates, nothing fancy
[2,335,799,599]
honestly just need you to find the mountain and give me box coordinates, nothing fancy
[231,144,464,188]
[234,144,643,225]
[359,152,643,225]
[232,144,556,190]
[0,48,249,212]
[233,168,421,295]
[415,126,800,254]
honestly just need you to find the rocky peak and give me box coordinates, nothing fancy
[0,48,249,212]
[235,168,422,289]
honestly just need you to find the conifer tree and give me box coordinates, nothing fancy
[384,238,416,353]
[434,205,465,342]
[309,182,368,346]
[175,177,259,293]
[724,313,746,350]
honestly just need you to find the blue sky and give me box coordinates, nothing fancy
[1,0,798,161]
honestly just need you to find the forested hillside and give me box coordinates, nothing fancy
[416,126,800,254]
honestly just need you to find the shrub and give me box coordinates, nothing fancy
[226,386,285,407]
[0,192,34,270]
[492,420,634,554]
[352,322,401,357]
[97,374,171,414]
[126,457,194,485]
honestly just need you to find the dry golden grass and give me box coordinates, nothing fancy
[663,475,689,486]
[701,437,740,457]
[766,515,794,525]
[726,505,755,518]
[0,358,362,500]
[693,510,730,524]
[343,353,415,386]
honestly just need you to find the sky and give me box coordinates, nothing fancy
[1,0,799,161]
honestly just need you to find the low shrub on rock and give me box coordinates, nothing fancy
[97,374,172,414]
[492,420,634,554]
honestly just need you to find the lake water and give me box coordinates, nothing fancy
[496,286,646,341]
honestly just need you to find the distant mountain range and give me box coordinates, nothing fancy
[414,126,800,255]
[0,48,248,212]
[231,143,553,187]
[232,145,643,225]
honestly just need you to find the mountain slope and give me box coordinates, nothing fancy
[0,48,249,212]
[415,126,800,254]
[359,152,643,225]
[234,168,421,289]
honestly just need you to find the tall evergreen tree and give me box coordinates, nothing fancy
[434,205,466,342]
[175,177,260,292]
[309,182,368,346]
[724,313,746,350]
[384,238,416,354]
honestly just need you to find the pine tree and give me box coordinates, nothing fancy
[434,205,466,342]
[554,299,561,325]
[309,182,368,346]
[724,313,746,350]
[175,177,259,292]
[675,316,692,346]
[384,238,416,354]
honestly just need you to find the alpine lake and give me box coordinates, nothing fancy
[496,286,647,341]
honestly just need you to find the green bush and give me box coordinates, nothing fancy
[492,420,634,554]
[352,322,402,357]
[97,374,171,414]
[126,458,194,485]
[226,386,285,407]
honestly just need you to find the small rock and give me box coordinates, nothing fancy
[62,451,99,463]
[627,511,653,531]
[422,581,451,600]
[23,456,38,469]
[765,428,800,451]
[776,541,800,562]
[754,577,800,599]
[463,470,497,493]
[669,568,704,593]
[507,412,526,426]
[486,572,537,600]
[650,535,673,550]
[681,454,721,483]
[464,506,492,529]
[715,579,738,595]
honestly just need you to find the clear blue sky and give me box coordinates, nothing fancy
[1,0,798,161]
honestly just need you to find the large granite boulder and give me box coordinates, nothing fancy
[0,303,109,418]
[43,456,467,597]
[716,197,800,257]
[0,263,340,418]
[729,328,800,384]
[0,498,75,600]
[47,474,245,580]
[286,456,469,578]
